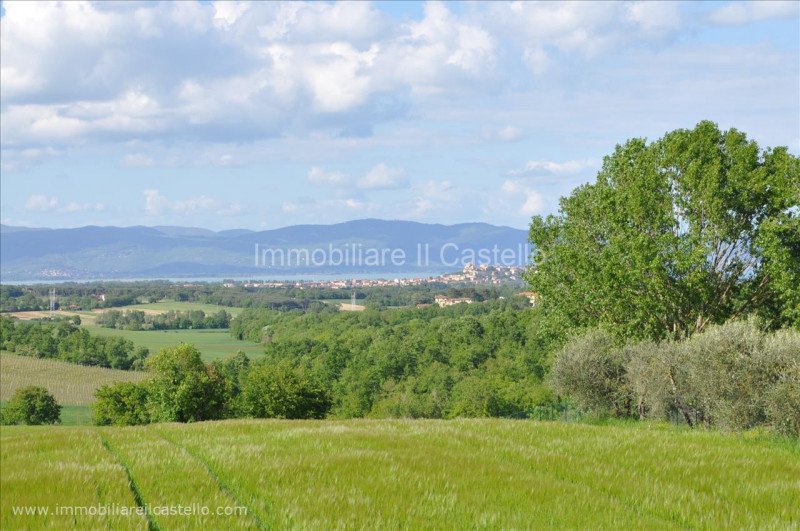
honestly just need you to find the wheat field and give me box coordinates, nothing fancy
[1,419,797,530]
[0,353,148,406]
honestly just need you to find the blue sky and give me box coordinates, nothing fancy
[1,0,798,230]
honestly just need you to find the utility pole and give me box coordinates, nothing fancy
[49,288,56,318]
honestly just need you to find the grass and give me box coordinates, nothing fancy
[1,420,797,529]
[0,352,148,406]
[81,323,264,361]
[4,301,262,361]
[59,405,94,426]
[98,300,247,318]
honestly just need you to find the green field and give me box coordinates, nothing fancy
[1,420,797,529]
[81,324,265,361]
[0,353,148,406]
[102,301,247,318]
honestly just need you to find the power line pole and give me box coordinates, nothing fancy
[49,288,56,318]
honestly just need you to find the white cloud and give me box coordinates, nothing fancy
[483,125,524,143]
[213,1,250,29]
[122,153,155,167]
[500,180,546,217]
[307,166,349,187]
[708,1,799,26]
[511,159,598,176]
[145,189,241,217]
[59,201,105,213]
[23,195,104,214]
[25,195,59,212]
[358,163,408,190]
[144,189,168,216]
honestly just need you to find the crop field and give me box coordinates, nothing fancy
[92,301,247,318]
[81,324,264,361]
[0,353,148,406]
[1,420,797,529]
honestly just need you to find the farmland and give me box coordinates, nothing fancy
[81,324,264,361]
[4,301,264,362]
[0,352,148,406]
[1,419,797,529]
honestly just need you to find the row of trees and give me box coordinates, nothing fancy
[93,344,329,425]
[550,320,800,436]
[226,296,559,419]
[529,122,798,435]
[96,309,231,331]
[0,316,148,370]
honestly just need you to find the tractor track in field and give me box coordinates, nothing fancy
[153,428,268,530]
[96,430,160,531]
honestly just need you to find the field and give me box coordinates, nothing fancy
[0,353,148,406]
[81,323,265,361]
[1,420,797,529]
[4,301,263,361]
[92,301,247,318]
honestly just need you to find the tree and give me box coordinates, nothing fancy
[549,329,631,417]
[93,382,150,426]
[525,121,800,341]
[145,343,226,422]
[2,386,61,425]
[243,362,330,419]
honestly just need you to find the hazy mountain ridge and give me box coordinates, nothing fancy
[0,219,529,281]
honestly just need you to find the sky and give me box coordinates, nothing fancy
[1,0,798,231]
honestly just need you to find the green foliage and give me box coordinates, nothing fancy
[243,361,330,419]
[92,382,150,426]
[526,121,800,341]
[144,343,226,423]
[0,315,146,370]
[559,320,800,435]
[549,329,631,417]
[230,300,557,418]
[96,308,231,330]
[1,386,61,425]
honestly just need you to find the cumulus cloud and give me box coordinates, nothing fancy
[307,166,349,187]
[510,158,599,176]
[144,189,169,216]
[708,1,799,26]
[358,164,408,190]
[24,195,59,212]
[483,125,524,143]
[122,153,155,167]
[24,195,105,213]
[144,189,240,217]
[500,180,546,217]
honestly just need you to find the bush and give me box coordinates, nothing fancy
[627,320,800,434]
[93,382,150,426]
[243,362,330,419]
[549,329,631,417]
[2,386,61,425]
[763,330,800,437]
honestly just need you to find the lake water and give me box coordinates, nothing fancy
[0,271,451,286]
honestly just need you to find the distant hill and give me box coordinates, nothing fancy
[0,219,530,281]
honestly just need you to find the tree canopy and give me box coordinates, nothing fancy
[525,121,799,340]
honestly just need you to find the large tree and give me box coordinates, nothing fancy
[525,121,799,341]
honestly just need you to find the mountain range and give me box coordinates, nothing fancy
[0,219,530,281]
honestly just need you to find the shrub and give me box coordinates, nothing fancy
[243,362,330,419]
[93,382,150,426]
[627,319,800,434]
[763,330,800,437]
[2,386,61,425]
[549,329,631,417]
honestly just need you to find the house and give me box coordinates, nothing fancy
[518,291,538,306]
[434,295,473,307]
